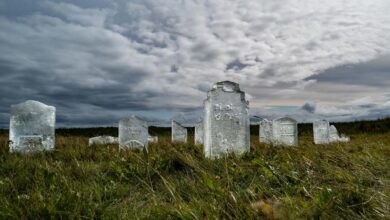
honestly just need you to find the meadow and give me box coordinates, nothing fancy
[0,120,389,219]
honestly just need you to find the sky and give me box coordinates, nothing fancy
[0,0,390,127]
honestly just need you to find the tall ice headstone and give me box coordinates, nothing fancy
[272,117,298,146]
[9,100,56,153]
[313,120,330,144]
[259,119,273,143]
[172,121,187,142]
[195,122,204,145]
[204,81,250,158]
[119,115,148,149]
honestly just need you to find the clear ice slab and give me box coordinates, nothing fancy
[272,117,298,146]
[172,120,187,143]
[119,115,149,149]
[259,119,273,143]
[203,81,250,158]
[9,100,56,153]
[313,120,330,144]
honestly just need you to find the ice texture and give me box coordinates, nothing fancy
[259,119,273,143]
[119,115,148,149]
[272,117,298,146]
[9,100,55,153]
[88,136,118,146]
[313,120,330,144]
[329,125,340,143]
[329,125,350,143]
[172,121,187,143]
[203,81,250,158]
[195,122,204,145]
[148,136,159,143]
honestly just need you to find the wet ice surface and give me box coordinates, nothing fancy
[88,136,118,146]
[9,100,55,153]
[272,117,298,146]
[119,116,148,149]
[313,120,330,144]
[204,81,250,158]
[195,122,204,145]
[259,119,273,143]
[172,121,187,143]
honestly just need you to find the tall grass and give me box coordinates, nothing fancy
[0,131,389,219]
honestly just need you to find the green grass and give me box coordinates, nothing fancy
[0,131,389,219]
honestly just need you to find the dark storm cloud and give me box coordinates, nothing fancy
[301,102,316,113]
[226,59,250,71]
[307,55,390,87]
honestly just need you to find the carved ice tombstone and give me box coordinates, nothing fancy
[88,136,118,146]
[195,122,204,145]
[259,119,273,143]
[119,116,148,149]
[148,136,158,143]
[313,120,330,144]
[272,117,298,146]
[172,121,187,143]
[9,100,55,153]
[329,125,340,143]
[204,81,250,158]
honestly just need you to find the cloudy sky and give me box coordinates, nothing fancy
[1,0,390,127]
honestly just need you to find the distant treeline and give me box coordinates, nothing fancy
[0,118,389,137]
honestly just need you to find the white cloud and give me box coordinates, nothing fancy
[0,0,390,126]
[41,1,113,27]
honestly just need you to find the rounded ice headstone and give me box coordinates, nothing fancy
[204,81,250,158]
[9,100,56,153]
[119,115,148,149]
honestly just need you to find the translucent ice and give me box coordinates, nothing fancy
[259,119,273,143]
[195,122,204,145]
[148,136,159,143]
[272,117,298,146]
[89,136,118,146]
[119,115,148,149]
[329,125,340,143]
[313,120,330,144]
[329,125,350,143]
[9,100,55,153]
[203,81,250,158]
[172,120,187,143]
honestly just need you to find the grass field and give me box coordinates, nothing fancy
[0,121,389,219]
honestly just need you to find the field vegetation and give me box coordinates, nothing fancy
[0,119,389,219]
